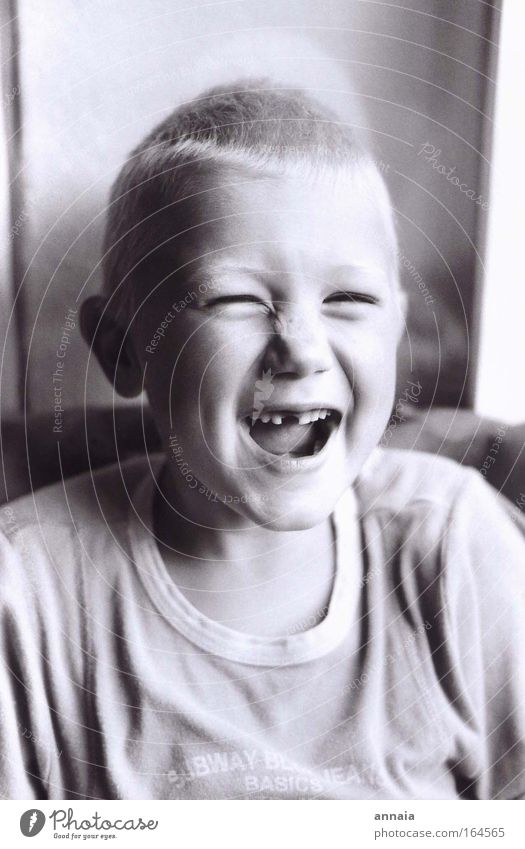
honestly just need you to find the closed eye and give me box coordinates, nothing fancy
[324,291,379,305]
[202,294,272,317]
[206,295,266,307]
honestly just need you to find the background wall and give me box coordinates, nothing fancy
[1,0,499,417]
[476,0,525,425]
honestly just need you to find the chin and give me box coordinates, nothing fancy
[235,491,338,532]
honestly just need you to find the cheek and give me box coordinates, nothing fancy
[337,321,398,383]
[336,325,398,438]
[360,335,398,403]
[174,323,263,419]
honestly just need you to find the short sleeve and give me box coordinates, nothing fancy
[0,529,51,798]
[442,470,525,799]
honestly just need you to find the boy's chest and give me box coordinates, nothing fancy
[158,539,335,638]
[84,626,457,800]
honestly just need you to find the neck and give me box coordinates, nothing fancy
[153,461,336,636]
[155,461,330,567]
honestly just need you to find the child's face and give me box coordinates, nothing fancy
[136,164,404,530]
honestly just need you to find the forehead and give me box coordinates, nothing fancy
[171,162,394,280]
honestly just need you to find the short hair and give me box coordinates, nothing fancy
[102,80,398,322]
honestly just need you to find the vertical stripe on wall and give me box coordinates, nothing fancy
[0,0,24,414]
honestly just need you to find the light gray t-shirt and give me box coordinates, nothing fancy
[0,449,524,800]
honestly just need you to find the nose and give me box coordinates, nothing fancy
[262,302,333,378]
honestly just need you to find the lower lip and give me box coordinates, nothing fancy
[239,419,340,474]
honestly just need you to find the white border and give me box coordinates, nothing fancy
[475,2,525,424]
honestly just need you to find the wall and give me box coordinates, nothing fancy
[1,0,499,415]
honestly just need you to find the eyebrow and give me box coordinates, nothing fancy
[188,263,388,282]
[184,261,392,302]
[186,265,272,284]
[332,265,389,280]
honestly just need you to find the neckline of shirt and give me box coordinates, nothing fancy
[127,457,362,667]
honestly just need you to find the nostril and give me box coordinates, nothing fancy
[262,322,332,378]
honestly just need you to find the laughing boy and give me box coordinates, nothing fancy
[1,83,524,800]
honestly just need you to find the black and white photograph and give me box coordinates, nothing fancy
[0,0,524,834]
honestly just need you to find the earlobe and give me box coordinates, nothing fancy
[80,295,143,398]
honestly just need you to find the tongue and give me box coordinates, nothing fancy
[249,419,318,456]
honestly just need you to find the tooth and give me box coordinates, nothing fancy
[260,413,271,423]
[319,410,327,419]
[270,414,282,425]
[298,413,311,425]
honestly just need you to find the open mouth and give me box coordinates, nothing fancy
[244,408,342,458]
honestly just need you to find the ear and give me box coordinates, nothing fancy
[80,295,143,398]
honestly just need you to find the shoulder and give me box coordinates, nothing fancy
[357,446,524,552]
[0,454,161,602]
[355,446,476,517]
[0,453,159,536]
[353,445,518,548]
[354,447,525,602]
[353,447,476,564]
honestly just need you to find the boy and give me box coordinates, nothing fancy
[1,82,524,800]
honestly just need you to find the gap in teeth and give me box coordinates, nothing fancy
[256,408,331,425]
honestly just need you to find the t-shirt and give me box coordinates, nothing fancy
[0,448,524,800]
